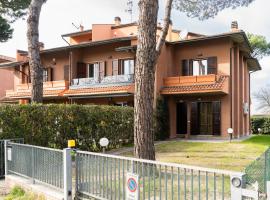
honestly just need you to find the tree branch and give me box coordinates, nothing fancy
[155,0,173,58]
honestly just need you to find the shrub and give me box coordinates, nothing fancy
[251,116,270,134]
[154,97,170,140]
[0,104,133,151]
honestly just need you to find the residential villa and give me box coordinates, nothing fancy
[0,55,17,103]
[0,17,261,139]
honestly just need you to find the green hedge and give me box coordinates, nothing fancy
[0,104,133,151]
[251,116,270,134]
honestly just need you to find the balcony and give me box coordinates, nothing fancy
[161,74,229,95]
[71,74,134,88]
[6,80,69,99]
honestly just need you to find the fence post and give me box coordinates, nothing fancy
[64,148,72,200]
[4,140,9,176]
[267,181,270,200]
[230,173,245,200]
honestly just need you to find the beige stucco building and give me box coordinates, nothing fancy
[0,18,261,138]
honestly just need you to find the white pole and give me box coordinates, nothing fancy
[64,148,72,200]
[4,140,8,176]
[267,181,270,200]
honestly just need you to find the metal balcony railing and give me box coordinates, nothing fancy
[72,74,134,86]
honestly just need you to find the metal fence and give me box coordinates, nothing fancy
[0,138,24,178]
[76,151,244,200]
[245,147,270,195]
[6,142,64,190]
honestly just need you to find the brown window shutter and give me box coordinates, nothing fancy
[77,62,87,78]
[182,60,189,76]
[64,65,69,81]
[212,101,221,135]
[112,60,119,76]
[189,60,193,75]
[191,102,199,135]
[50,68,54,81]
[207,57,217,74]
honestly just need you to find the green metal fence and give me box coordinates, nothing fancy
[0,139,24,178]
[7,142,64,190]
[245,147,270,194]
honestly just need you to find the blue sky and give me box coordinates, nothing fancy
[0,0,269,114]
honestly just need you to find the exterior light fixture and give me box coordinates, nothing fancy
[227,128,233,142]
[231,177,242,188]
[99,137,109,153]
[258,128,262,134]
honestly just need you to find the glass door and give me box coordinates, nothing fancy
[199,102,213,135]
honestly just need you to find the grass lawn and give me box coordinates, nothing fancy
[123,135,270,172]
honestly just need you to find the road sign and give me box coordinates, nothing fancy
[126,172,139,200]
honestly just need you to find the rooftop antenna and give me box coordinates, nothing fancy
[72,22,80,30]
[125,0,133,22]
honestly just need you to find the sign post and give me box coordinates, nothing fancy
[126,172,139,200]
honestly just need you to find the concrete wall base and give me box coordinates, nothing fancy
[5,175,64,200]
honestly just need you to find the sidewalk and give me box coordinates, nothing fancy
[0,179,8,199]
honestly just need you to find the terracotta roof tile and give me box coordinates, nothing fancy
[7,89,66,99]
[64,84,135,96]
[161,75,228,95]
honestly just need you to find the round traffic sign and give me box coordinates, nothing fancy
[127,177,137,192]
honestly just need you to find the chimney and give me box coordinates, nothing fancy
[79,25,84,31]
[231,21,239,32]
[39,42,44,51]
[166,20,173,42]
[114,16,121,26]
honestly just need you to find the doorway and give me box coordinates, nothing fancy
[190,101,221,135]
[176,102,187,135]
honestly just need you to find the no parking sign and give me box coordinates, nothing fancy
[126,172,139,200]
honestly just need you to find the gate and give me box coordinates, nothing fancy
[0,138,24,178]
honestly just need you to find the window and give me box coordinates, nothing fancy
[43,68,49,82]
[192,59,207,75]
[119,59,135,75]
[87,63,99,78]
[182,57,217,76]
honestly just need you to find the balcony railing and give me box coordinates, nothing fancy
[163,74,217,86]
[72,74,134,87]
[6,80,69,98]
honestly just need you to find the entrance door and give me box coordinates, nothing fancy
[199,102,213,135]
[190,101,221,135]
[176,102,187,134]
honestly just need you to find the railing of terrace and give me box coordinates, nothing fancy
[72,74,134,87]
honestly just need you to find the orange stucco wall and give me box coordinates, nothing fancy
[0,68,14,99]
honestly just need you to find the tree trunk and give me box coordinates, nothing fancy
[134,0,159,160]
[134,0,173,160]
[27,0,45,103]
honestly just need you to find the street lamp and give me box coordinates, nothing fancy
[227,128,234,142]
[99,137,109,153]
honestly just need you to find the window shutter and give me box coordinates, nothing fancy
[182,60,189,76]
[212,101,221,135]
[64,65,69,81]
[191,102,199,135]
[77,62,87,78]
[112,60,119,76]
[189,60,193,75]
[207,57,217,74]
[50,68,54,81]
